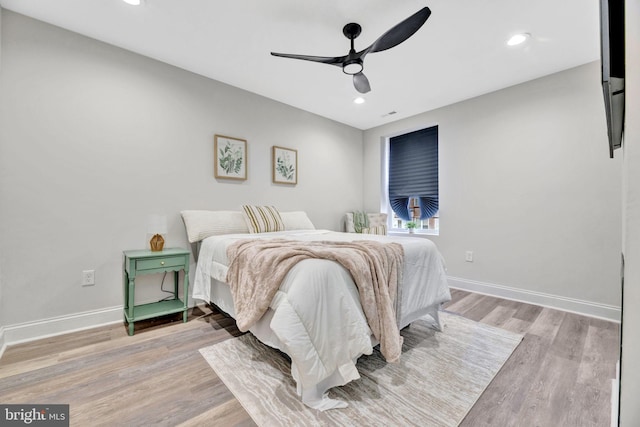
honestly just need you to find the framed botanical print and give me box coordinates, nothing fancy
[272,146,297,185]
[214,135,247,180]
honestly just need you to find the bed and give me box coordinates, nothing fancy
[182,208,451,411]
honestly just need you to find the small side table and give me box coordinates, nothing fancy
[123,248,190,336]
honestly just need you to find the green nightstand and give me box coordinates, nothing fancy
[123,248,190,336]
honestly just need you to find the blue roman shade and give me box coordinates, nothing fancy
[388,126,438,221]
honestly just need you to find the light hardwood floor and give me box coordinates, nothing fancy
[0,290,619,426]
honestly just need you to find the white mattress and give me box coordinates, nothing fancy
[194,230,450,326]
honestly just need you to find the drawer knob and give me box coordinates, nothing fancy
[160,261,165,265]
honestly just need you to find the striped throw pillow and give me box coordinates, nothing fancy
[242,205,285,233]
[362,225,387,235]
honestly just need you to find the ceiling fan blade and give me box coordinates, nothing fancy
[365,7,431,55]
[270,52,346,66]
[353,72,371,93]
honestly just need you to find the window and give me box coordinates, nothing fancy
[387,126,439,234]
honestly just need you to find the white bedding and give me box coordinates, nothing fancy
[192,229,450,410]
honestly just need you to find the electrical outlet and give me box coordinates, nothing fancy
[82,270,95,286]
[465,251,473,262]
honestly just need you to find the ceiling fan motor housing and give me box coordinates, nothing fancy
[343,23,362,40]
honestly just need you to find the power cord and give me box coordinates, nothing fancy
[158,272,178,302]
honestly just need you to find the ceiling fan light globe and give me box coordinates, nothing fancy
[343,60,363,75]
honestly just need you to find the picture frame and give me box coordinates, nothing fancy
[214,134,247,181]
[272,146,298,185]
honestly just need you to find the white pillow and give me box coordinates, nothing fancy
[345,212,356,233]
[242,205,285,233]
[367,213,387,227]
[180,210,249,243]
[344,212,388,233]
[280,211,315,230]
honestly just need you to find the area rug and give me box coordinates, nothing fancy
[199,312,522,426]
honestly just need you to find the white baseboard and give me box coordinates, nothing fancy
[2,306,124,348]
[0,278,620,357]
[448,276,621,322]
[0,299,198,354]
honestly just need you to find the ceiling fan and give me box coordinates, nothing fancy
[270,7,432,94]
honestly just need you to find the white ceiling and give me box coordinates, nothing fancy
[0,0,601,130]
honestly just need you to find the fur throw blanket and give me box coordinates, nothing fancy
[226,238,404,363]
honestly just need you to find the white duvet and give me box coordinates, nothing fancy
[192,230,450,410]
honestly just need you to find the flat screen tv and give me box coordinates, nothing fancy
[600,0,625,158]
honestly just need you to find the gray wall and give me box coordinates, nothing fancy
[363,62,622,308]
[1,5,635,423]
[620,0,639,423]
[0,10,363,327]
[0,6,626,352]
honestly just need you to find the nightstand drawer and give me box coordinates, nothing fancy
[136,257,184,271]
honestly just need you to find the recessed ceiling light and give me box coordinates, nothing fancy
[507,33,530,46]
[122,0,142,5]
[353,97,365,104]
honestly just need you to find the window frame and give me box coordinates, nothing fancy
[381,123,440,236]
